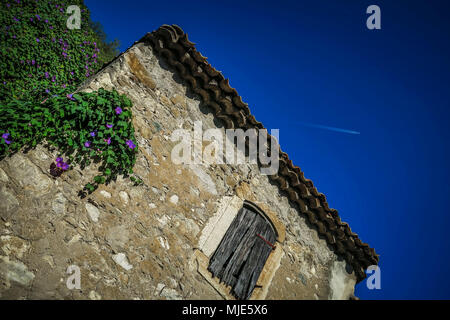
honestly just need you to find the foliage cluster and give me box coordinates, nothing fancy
[0,0,142,192]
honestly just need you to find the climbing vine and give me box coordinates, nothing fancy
[0,0,142,193]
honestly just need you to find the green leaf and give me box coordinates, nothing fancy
[94,175,105,184]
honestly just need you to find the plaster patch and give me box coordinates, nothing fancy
[328,260,357,300]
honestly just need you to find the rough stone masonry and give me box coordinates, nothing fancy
[0,34,357,300]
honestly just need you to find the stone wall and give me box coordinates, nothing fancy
[0,41,356,300]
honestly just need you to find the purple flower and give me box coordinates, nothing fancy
[61,162,69,171]
[2,133,11,145]
[56,157,63,163]
[126,140,136,149]
[31,60,35,65]
[45,19,48,23]
[36,15,41,21]
[90,131,96,137]
[115,107,122,115]
[66,94,75,101]
[104,137,111,145]
[106,124,113,129]
[84,141,91,148]
[45,89,50,94]
[45,72,49,78]
[36,38,39,43]
[13,17,19,22]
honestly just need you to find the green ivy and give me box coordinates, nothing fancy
[0,0,142,194]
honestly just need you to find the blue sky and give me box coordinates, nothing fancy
[85,0,450,299]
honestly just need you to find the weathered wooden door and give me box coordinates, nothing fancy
[208,203,277,300]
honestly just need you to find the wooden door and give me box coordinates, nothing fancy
[208,203,277,300]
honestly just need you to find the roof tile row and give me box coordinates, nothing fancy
[139,25,379,282]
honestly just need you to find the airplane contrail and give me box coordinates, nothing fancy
[297,122,360,135]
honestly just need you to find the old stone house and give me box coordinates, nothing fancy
[0,25,378,300]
